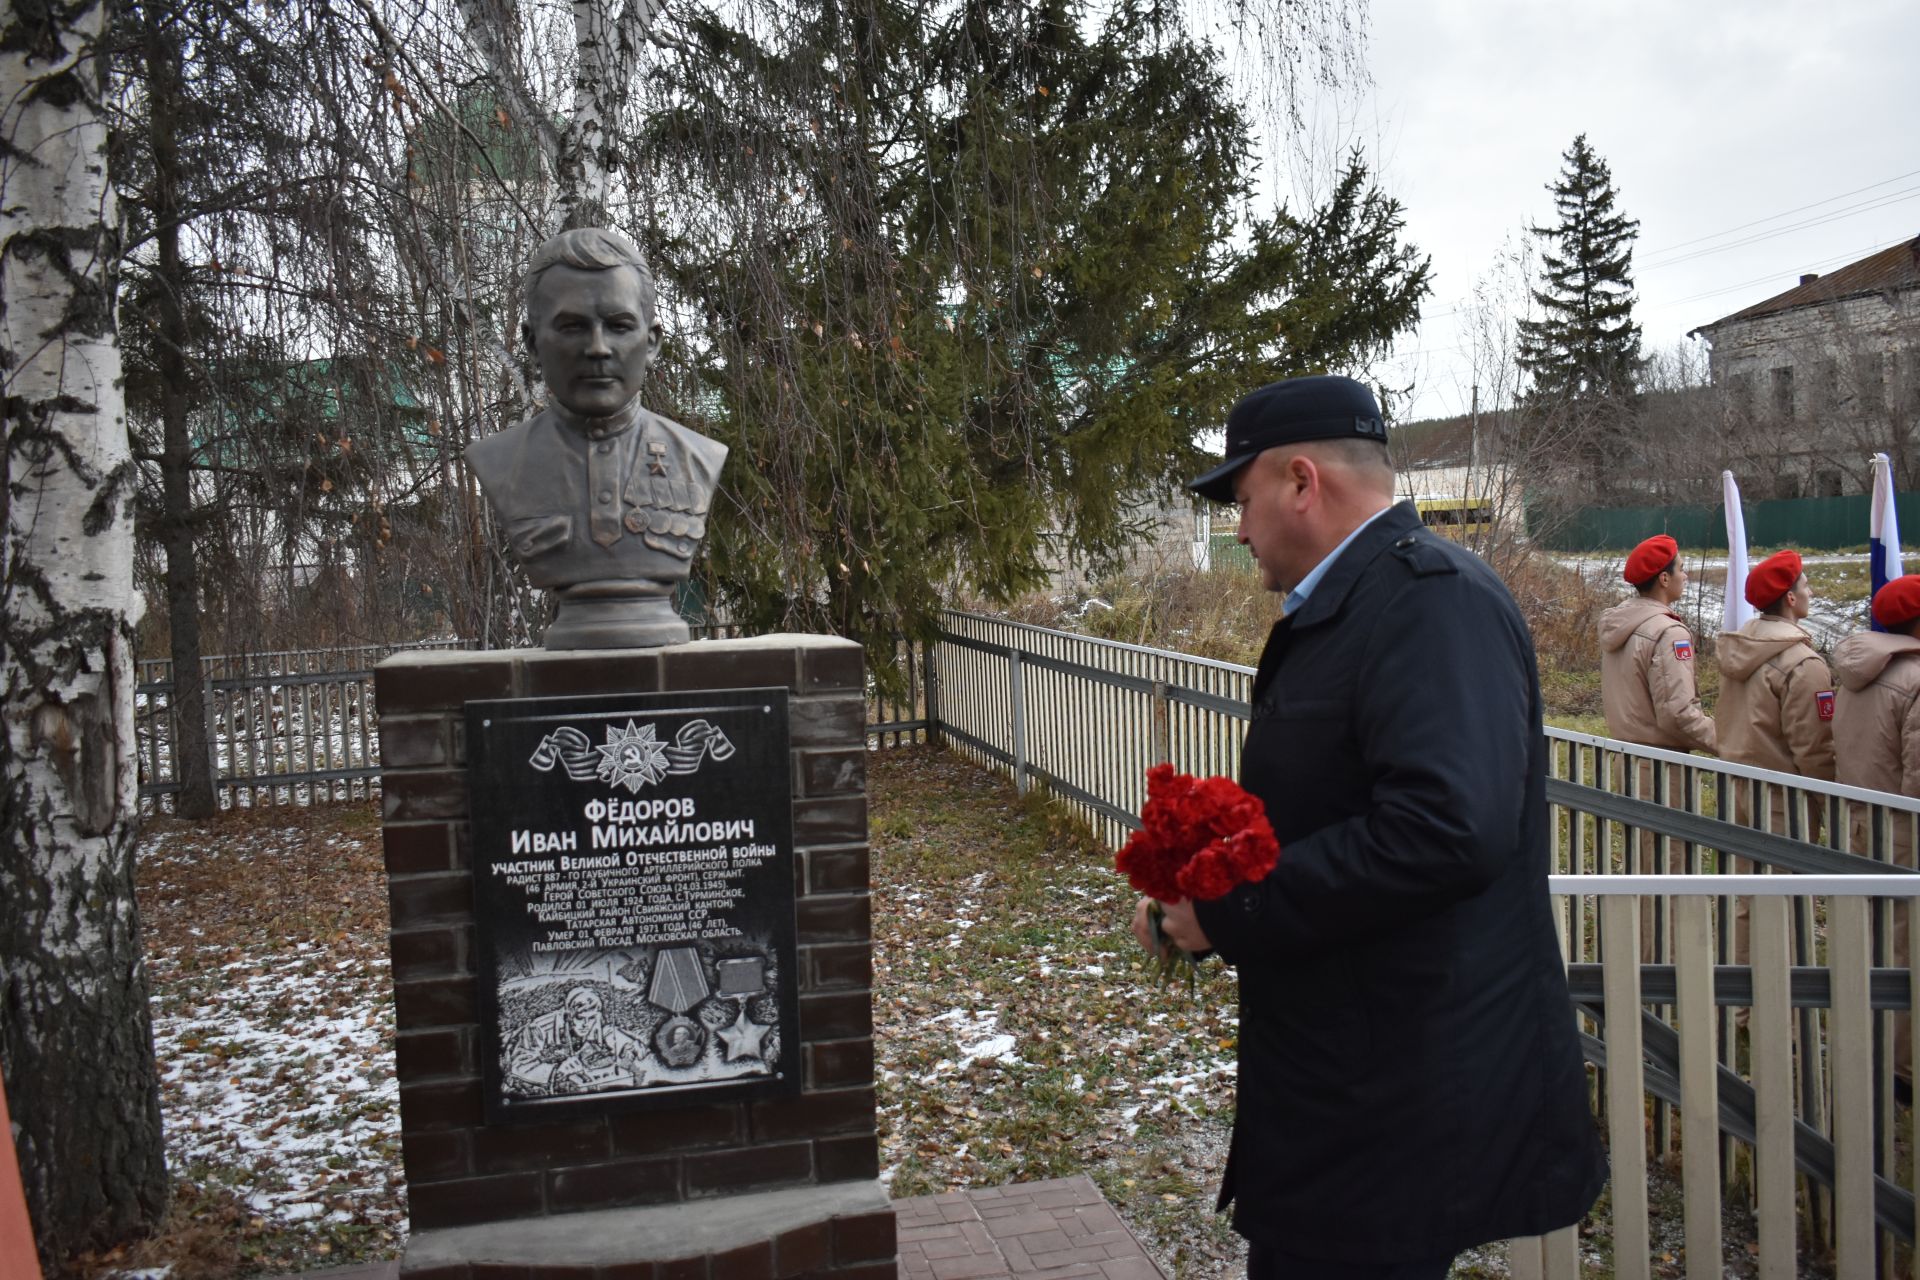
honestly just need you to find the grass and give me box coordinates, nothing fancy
[1801,560,1871,605]
[107,743,1878,1279]
[110,750,1253,1279]
[868,748,1246,1277]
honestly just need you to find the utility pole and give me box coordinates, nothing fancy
[1468,382,1481,500]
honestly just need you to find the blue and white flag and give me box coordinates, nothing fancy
[1722,470,1754,635]
[1871,452,1905,631]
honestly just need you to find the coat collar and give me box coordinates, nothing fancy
[1283,500,1423,630]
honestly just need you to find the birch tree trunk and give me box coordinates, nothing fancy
[0,0,169,1263]
[555,0,634,229]
[455,0,651,231]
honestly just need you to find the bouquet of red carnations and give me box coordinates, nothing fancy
[1116,763,1280,986]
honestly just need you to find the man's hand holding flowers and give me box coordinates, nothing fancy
[1117,764,1279,985]
[1133,894,1210,955]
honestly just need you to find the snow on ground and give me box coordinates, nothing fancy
[149,949,400,1227]
[137,810,405,1264]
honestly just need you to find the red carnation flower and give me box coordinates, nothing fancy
[1116,768,1281,988]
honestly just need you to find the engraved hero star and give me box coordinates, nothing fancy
[716,1007,772,1062]
[596,720,670,793]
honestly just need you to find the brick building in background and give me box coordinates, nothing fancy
[1691,235,1920,498]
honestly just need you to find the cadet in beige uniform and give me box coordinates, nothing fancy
[1717,550,1835,971]
[1717,550,1835,785]
[1834,577,1920,1086]
[1600,535,1718,754]
[1835,577,1920,798]
[1599,536,1716,961]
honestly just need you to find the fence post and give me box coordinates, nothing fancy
[1009,648,1028,795]
[1150,681,1170,766]
[1828,894,1875,1278]
[1601,894,1651,1280]
[923,637,942,746]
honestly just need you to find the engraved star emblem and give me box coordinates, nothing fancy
[716,1007,772,1063]
[595,720,670,793]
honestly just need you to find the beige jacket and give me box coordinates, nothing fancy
[1714,616,1835,779]
[1599,597,1717,753]
[1833,631,1920,797]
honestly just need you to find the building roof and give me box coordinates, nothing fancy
[1693,235,1920,333]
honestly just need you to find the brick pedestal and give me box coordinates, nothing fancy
[375,636,893,1279]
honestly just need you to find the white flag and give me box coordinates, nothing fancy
[1872,452,1905,630]
[1722,470,1754,634]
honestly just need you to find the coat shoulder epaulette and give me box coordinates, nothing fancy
[1388,530,1459,579]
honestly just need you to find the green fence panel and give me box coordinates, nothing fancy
[1530,493,1920,553]
[1208,532,1256,572]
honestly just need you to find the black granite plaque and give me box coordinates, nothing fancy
[466,688,800,1122]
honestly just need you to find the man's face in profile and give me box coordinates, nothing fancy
[526,264,663,419]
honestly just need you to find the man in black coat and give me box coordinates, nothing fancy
[1136,375,1606,1278]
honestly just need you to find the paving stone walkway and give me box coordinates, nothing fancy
[893,1176,1165,1280]
[266,1176,1163,1280]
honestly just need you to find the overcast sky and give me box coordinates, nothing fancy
[1289,0,1920,422]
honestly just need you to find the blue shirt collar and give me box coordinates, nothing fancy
[1282,505,1393,616]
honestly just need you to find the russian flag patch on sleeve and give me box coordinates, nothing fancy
[1673,638,1693,661]
[1817,690,1836,721]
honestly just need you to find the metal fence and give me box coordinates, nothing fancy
[931,609,1920,1276]
[1550,874,1917,1280]
[135,642,466,810]
[933,611,1252,847]
[135,635,934,811]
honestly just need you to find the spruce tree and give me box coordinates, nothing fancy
[1518,134,1642,403]
[639,0,1429,670]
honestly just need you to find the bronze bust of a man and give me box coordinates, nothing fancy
[467,228,726,648]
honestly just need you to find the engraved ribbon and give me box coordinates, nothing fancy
[530,720,732,783]
[663,719,735,772]
[528,726,599,780]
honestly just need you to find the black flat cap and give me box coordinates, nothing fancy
[1188,375,1387,503]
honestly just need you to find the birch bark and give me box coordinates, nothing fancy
[455,0,663,230]
[0,0,169,1260]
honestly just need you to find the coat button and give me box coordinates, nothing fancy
[598,491,613,504]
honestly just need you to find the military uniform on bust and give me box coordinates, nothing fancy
[467,402,725,591]
[465,225,728,649]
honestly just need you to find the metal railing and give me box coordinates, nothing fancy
[135,642,466,810]
[933,611,1252,846]
[1543,875,1918,1280]
[931,609,1920,1275]
[135,635,934,811]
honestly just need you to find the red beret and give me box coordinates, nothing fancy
[1873,577,1920,629]
[1624,535,1678,585]
[1744,549,1804,608]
